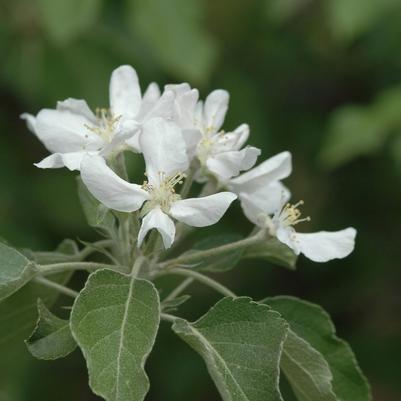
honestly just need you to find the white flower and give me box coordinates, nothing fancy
[81,118,237,249]
[228,151,292,224]
[266,201,357,262]
[21,65,174,171]
[193,90,261,180]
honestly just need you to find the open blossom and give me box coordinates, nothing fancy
[168,87,260,180]
[81,118,237,248]
[21,65,173,171]
[193,90,261,180]
[244,194,356,262]
[228,151,292,223]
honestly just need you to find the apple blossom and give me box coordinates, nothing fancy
[21,65,173,170]
[81,118,237,248]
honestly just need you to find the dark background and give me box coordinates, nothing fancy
[0,0,400,400]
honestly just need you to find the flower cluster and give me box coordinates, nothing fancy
[22,65,356,261]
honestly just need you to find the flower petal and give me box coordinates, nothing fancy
[81,155,149,212]
[142,89,175,122]
[170,192,237,227]
[109,65,141,118]
[140,117,189,185]
[206,146,261,180]
[56,98,96,123]
[22,108,102,153]
[229,151,292,193]
[35,151,87,171]
[239,182,290,226]
[204,90,229,132]
[296,228,357,263]
[138,207,176,249]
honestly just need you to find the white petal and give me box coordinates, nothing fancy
[170,192,237,227]
[182,128,202,159]
[138,207,176,249]
[32,108,102,153]
[100,120,139,157]
[276,226,300,254]
[20,113,37,132]
[35,151,87,171]
[296,228,357,263]
[56,98,96,123]
[232,124,250,150]
[207,146,261,180]
[204,90,229,132]
[238,182,290,226]
[81,155,149,212]
[141,90,174,122]
[142,82,161,104]
[140,118,189,185]
[109,65,141,118]
[229,151,292,193]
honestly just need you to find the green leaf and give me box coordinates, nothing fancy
[162,295,191,313]
[183,234,244,272]
[23,238,80,264]
[37,0,103,44]
[263,296,372,401]
[25,299,76,360]
[172,297,288,401]
[127,0,217,84]
[77,177,116,235]
[70,269,160,401]
[280,330,337,401]
[243,238,297,270]
[0,242,37,301]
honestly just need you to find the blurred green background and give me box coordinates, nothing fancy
[1,0,400,400]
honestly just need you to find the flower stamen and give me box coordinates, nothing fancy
[279,200,311,227]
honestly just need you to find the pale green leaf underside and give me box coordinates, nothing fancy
[264,296,372,401]
[185,234,244,272]
[243,238,297,270]
[70,269,160,401]
[172,297,288,401]
[0,242,37,301]
[26,299,76,360]
[281,330,337,401]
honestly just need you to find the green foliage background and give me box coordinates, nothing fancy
[0,0,400,400]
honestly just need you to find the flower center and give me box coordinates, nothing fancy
[278,201,311,227]
[85,108,121,143]
[141,171,186,214]
[196,130,226,165]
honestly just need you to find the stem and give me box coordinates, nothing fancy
[160,233,263,268]
[164,277,194,302]
[35,277,78,298]
[160,313,178,323]
[38,262,127,275]
[155,268,236,298]
[180,167,196,199]
[33,240,114,263]
[131,255,146,278]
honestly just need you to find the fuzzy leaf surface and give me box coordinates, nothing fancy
[280,330,337,401]
[184,234,244,272]
[243,238,297,270]
[0,242,37,301]
[172,297,288,401]
[26,299,76,360]
[264,296,372,401]
[70,269,160,401]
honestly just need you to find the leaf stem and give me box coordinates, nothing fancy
[155,268,236,298]
[38,262,127,275]
[159,233,263,269]
[35,276,78,298]
[164,277,194,302]
[160,313,178,323]
[131,255,146,278]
